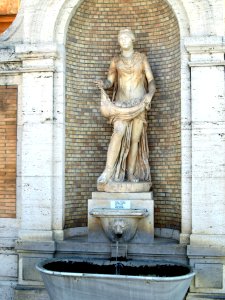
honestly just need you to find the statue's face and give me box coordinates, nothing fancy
[118,34,133,50]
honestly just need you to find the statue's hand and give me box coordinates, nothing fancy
[94,80,104,90]
[143,94,152,111]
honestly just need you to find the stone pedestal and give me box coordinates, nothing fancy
[187,245,225,299]
[97,181,152,193]
[88,192,154,243]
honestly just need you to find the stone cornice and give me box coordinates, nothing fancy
[0,43,58,62]
[0,67,56,75]
[15,44,58,60]
[189,61,225,67]
[0,43,58,74]
[185,36,225,54]
[0,59,55,75]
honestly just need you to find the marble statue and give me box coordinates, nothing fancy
[95,28,156,191]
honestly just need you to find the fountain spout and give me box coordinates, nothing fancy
[89,208,149,243]
[116,233,123,239]
[112,219,127,240]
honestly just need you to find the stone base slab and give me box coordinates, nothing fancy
[16,241,55,286]
[188,244,225,296]
[190,234,225,248]
[18,230,53,241]
[92,192,153,200]
[56,238,187,262]
[88,192,154,243]
[14,286,49,300]
[97,181,152,192]
[187,293,225,299]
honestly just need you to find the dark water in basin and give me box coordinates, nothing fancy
[44,260,190,277]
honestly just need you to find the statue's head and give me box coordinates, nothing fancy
[118,28,135,49]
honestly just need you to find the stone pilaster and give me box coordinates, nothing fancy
[15,45,57,241]
[185,37,225,299]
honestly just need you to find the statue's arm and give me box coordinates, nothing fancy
[143,55,156,98]
[148,79,156,99]
[143,55,156,110]
[103,58,117,89]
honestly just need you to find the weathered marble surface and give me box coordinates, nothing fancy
[88,192,154,243]
[97,181,152,193]
[96,28,156,192]
[0,1,224,300]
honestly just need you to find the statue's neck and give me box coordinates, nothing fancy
[121,48,134,58]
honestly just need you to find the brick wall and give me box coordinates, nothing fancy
[0,86,17,218]
[65,0,181,229]
[0,0,19,34]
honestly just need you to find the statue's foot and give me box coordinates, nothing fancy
[97,168,113,184]
[114,177,123,183]
[127,173,139,183]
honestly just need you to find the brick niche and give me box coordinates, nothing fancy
[0,85,17,218]
[65,0,181,229]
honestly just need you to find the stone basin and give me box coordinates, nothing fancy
[89,208,149,242]
[36,258,195,300]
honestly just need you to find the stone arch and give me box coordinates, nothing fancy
[54,0,190,45]
[3,0,218,238]
[64,0,186,230]
[51,0,191,236]
[49,0,193,236]
[1,0,219,44]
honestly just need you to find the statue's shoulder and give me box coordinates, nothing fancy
[135,51,147,61]
[111,52,147,64]
[112,55,120,64]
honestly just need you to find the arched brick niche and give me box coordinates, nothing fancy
[65,0,181,229]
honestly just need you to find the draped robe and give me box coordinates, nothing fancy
[100,52,154,182]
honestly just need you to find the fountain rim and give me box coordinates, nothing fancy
[36,258,195,282]
[89,208,149,217]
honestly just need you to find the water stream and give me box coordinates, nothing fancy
[115,241,119,275]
